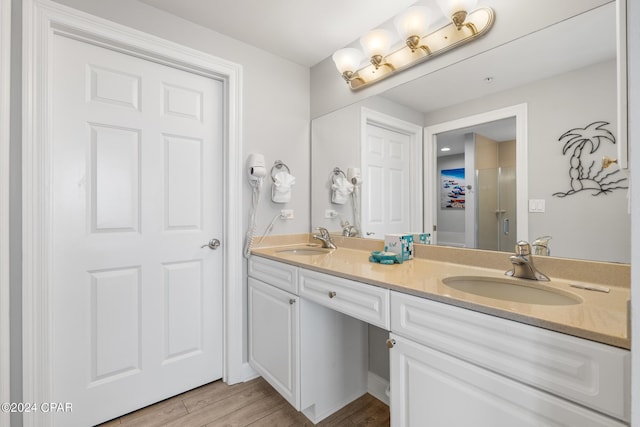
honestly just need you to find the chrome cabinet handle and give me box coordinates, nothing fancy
[328,291,337,298]
[201,238,221,250]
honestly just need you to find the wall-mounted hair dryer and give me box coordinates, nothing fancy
[245,153,266,258]
[347,167,362,186]
[247,153,266,184]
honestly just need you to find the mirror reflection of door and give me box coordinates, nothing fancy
[360,109,423,239]
[362,123,412,239]
[436,117,516,251]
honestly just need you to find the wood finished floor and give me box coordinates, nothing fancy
[97,377,390,427]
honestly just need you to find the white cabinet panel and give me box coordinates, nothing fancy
[248,262,369,424]
[390,334,626,427]
[248,278,299,409]
[248,256,298,294]
[299,299,367,423]
[299,268,389,329]
[391,291,630,421]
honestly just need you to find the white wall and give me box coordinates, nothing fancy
[424,60,629,263]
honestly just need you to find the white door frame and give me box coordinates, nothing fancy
[1,0,12,424]
[424,103,528,245]
[22,1,244,425]
[360,108,423,233]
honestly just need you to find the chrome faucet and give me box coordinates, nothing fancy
[341,221,359,237]
[505,241,549,281]
[532,235,552,256]
[313,227,337,249]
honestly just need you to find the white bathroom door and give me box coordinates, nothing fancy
[50,34,224,426]
[362,123,412,238]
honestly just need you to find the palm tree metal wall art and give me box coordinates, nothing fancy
[553,121,628,197]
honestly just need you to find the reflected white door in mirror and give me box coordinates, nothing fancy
[361,108,423,239]
[424,104,528,248]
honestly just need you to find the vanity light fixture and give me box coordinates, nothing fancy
[360,29,395,69]
[332,0,494,90]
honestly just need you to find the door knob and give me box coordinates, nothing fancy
[201,238,221,250]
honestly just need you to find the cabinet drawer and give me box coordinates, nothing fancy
[299,269,389,329]
[390,291,630,422]
[249,256,298,294]
[390,334,626,427]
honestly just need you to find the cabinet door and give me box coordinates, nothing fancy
[389,334,626,427]
[248,278,299,409]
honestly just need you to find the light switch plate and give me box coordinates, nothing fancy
[528,199,545,213]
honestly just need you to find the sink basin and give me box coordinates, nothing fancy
[442,276,582,306]
[275,247,332,256]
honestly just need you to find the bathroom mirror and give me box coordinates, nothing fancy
[311,2,631,263]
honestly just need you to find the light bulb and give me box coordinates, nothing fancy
[394,6,432,51]
[332,48,364,80]
[360,29,393,68]
[436,0,478,27]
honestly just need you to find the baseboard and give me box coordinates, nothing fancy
[226,361,258,385]
[367,371,390,406]
[241,362,259,383]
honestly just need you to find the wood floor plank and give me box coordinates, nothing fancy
[347,396,390,426]
[182,377,267,414]
[116,398,188,427]
[96,419,122,426]
[316,394,376,426]
[246,402,312,427]
[162,379,278,427]
[98,378,390,427]
[203,391,288,427]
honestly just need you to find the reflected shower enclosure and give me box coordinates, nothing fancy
[476,166,516,252]
[435,118,517,251]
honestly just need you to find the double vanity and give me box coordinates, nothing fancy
[248,236,630,426]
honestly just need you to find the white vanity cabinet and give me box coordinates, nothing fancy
[248,277,299,408]
[389,291,630,427]
[248,256,369,423]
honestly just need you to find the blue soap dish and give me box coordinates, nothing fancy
[369,251,403,265]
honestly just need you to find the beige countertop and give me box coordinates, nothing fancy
[252,238,630,350]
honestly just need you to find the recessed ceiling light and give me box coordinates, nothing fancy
[440,147,451,152]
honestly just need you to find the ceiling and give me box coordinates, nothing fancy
[137,0,420,67]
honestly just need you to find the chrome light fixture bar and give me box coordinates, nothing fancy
[332,4,495,90]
